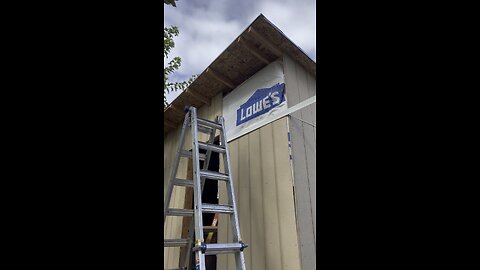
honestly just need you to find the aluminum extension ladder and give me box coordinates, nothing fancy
[164,106,248,270]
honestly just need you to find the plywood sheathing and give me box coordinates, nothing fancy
[249,19,316,77]
[237,37,270,65]
[242,32,280,63]
[234,37,270,73]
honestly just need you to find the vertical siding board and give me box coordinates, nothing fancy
[301,66,317,245]
[289,117,315,270]
[216,93,227,268]
[308,73,317,144]
[170,165,187,268]
[228,139,239,270]
[238,136,251,269]
[214,119,301,270]
[272,119,302,270]
[284,54,317,270]
[164,127,186,268]
[165,194,177,268]
[306,134,316,241]
[296,63,317,247]
[259,124,282,270]
[214,94,222,139]
[307,74,316,125]
[304,105,317,241]
[164,129,178,198]
[248,130,266,270]
[284,56,301,107]
[164,131,173,269]
[197,97,211,143]
[217,148,229,270]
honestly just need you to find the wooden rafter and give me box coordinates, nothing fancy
[247,26,282,57]
[237,37,270,65]
[185,88,210,105]
[164,119,176,128]
[169,104,185,116]
[206,68,235,89]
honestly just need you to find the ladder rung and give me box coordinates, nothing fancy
[164,239,189,247]
[197,118,222,130]
[174,178,194,187]
[200,170,230,181]
[198,125,214,134]
[202,203,234,214]
[180,150,206,160]
[198,142,225,153]
[204,243,243,255]
[166,208,194,216]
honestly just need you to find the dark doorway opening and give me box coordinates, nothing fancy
[199,138,220,226]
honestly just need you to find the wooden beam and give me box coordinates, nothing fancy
[237,37,270,65]
[169,104,185,116]
[164,119,176,128]
[247,26,282,57]
[185,88,210,105]
[206,68,235,89]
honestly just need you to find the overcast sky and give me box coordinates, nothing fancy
[164,0,316,103]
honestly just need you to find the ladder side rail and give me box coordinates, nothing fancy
[164,111,191,224]
[190,107,206,270]
[181,123,217,269]
[218,116,247,270]
[218,116,242,242]
[181,218,195,269]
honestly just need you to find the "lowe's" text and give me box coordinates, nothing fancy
[236,83,285,126]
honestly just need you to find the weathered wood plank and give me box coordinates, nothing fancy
[248,26,282,57]
[230,137,240,270]
[217,119,301,270]
[237,37,270,65]
[272,118,302,270]
[297,66,317,246]
[247,130,266,270]
[185,88,210,105]
[179,158,193,267]
[238,135,251,269]
[207,68,235,89]
[283,55,316,270]
[259,123,282,270]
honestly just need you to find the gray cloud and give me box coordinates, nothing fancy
[165,0,316,103]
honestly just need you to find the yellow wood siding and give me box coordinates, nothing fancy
[217,117,301,270]
[163,94,223,269]
[284,55,317,270]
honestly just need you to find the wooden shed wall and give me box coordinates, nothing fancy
[283,55,317,270]
[164,105,303,270]
[217,117,301,270]
[164,55,314,269]
[163,94,223,269]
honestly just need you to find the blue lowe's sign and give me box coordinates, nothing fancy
[236,83,286,126]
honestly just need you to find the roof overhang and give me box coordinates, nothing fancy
[164,14,316,134]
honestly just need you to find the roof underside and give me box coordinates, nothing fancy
[164,14,316,134]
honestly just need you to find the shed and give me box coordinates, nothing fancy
[164,14,316,270]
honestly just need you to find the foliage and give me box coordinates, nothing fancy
[164,0,197,107]
[164,0,177,7]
